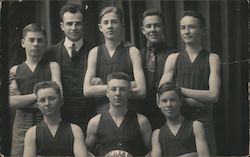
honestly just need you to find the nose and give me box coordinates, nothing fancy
[115,89,121,95]
[166,100,171,107]
[149,25,156,31]
[71,23,77,29]
[33,39,39,46]
[44,99,50,106]
[184,27,190,34]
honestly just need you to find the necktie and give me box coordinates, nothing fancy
[71,43,77,59]
[146,49,156,73]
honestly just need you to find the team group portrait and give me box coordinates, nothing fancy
[0,0,248,157]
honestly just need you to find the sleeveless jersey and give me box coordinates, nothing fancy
[97,110,146,156]
[36,120,74,156]
[159,119,196,156]
[96,42,134,83]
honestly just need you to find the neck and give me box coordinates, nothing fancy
[43,114,62,126]
[105,38,121,51]
[25,56,41,65]
[109,104,128,118]
[185,43,203,55]
[167,115,184,126]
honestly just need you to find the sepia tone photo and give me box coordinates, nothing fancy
[0,0,249,156]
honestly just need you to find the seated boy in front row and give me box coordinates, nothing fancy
[151,82,210,157]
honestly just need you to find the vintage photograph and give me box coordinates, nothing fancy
[0,0,249,156]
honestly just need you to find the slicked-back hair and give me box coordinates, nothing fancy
[141,8,165,26]
[22,23,46,39]
[60,3,84,21]
[157,82,182,99]
[107,72,131,85]
[34,81,61,97]
[98,6,123,24]
[181,10,205,28]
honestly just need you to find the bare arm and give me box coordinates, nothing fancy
[71,124,88,157]
[85,115,101,153]
[9,66,37,109]
[129,47,146,98]
[83,47,107,97]
[137,113,152,152]
[193,121,210,157]
[23,126,37,157]
[159,53,179,86]
[151,129,161,157]
[184,98,209,110]
[50,62,63,96]
[181,53,221,103]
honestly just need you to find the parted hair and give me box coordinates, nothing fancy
[98,6,123,24]
[107,72,131,84]
[157,82,182,99]
[60,3,84,21]
[181,10,205,28]
[34,81,61,97]
[141,8,165,26]
[22,23,46,39]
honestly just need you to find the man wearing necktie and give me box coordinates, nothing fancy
[140,9,176,130]
[45,3,94,135]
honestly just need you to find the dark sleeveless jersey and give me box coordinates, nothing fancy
[174,49,211,120]
[97,110,147,156]
[174,49,210,90]
[159,119,196,156]
[15,59,51,95]
[36,120,74,156]
[15,59,51,113]
[96,42,134,84]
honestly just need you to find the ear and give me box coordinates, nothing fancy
[105,89,109,98]
[141,26,146,35]
[21,39,25,48]
[156,94,160,108]
[98,23,102,32]
[60,22,64,32]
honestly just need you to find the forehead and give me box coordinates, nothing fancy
[180,16,200,26]
[62,11,83,22]
[37,88,58,98]
[108,79,129,87]
[24,32,45,39]
[101,12,120,21]
[143,15,163,24]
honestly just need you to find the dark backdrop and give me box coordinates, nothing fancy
[0,0,249,156]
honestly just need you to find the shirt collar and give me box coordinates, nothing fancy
[64,37,83,51]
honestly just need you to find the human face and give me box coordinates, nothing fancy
[60,11,83,42]
[180,16,204,45]
[142,15,164,44]
[99,12,122,40]
[37,88,63,116]
[21,32,46,58]
[106,79,130,107]
[157,90,182,119]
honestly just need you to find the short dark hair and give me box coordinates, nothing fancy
[141,8,165,26]
[107,72,130,84]
[60,3,84,21]
[34,81,61,97]
[181,10,205,28]
[98,6,123,24]
[22,23,46,39]
[157,82,182,98]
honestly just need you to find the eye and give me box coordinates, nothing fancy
[37,38,45,43]
[38,98,45,103]
[28,38,35,42]
[145,24,151,28]
[180,26,186,30]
